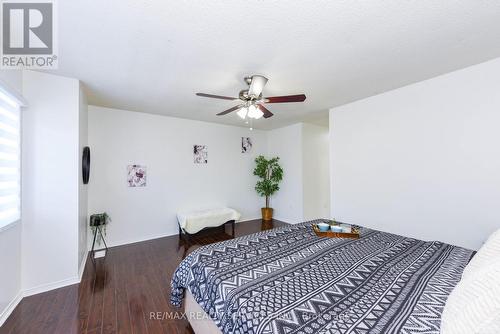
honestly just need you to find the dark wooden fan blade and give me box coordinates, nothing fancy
[257,104,274,118]
[216,105,243,116]
[196,93,238,101]
[264,94,306,103]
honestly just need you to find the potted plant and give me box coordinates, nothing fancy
[90,212,111,249]
[253,155,283,221]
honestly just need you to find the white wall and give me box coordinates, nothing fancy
[266,123,331,223]
[0,71,22,95]
[302,123,330,220]
[0,70,23,324]
[88,106,267,247]
[0,223,22,324]
[330,57,500,250]
[21,71,82,292]
[267,124,304,223]
[78,83,88,276]
[1,70,87,325]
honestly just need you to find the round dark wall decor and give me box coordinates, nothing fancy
[82,146,90,184]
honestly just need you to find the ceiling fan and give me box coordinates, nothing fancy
[196,75,306,120]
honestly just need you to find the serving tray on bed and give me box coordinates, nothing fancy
[312,224,360,239]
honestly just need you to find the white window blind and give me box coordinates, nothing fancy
[0,91,21,228]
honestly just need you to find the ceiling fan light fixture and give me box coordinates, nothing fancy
[248,75,268,98]
[237,107,248,119]
[197,75,305,120]
[247,104,262,119]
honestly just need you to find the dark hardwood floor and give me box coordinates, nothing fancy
[0,219,287,334]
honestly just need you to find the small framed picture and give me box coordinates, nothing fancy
[241,137,252,153]
[193,145,208,164]
[127,165,146,187]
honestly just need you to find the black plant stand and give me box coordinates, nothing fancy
[91,225,108,260]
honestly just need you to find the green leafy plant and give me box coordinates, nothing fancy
[90,212,111,246]
[253,155,283,208]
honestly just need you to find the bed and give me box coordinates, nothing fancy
[171,220,474,334]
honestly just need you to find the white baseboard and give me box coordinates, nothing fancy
[22,275,81,298]
[78,252,88,281]
[97,217,265,249]
[102,231,178,249]
[273,216,297,224]
[238,216,262,222]
[0,290,23,327]
[1,252,90,327]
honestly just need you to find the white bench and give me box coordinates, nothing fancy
[177,207,241,241]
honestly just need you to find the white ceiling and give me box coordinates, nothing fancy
[53,1,500,129]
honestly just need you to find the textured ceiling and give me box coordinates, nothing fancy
[52,1,500,129]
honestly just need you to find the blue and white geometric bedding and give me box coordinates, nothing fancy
[171,220,473,334]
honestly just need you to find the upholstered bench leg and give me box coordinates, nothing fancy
[178,224,190,247]
[224,220,235,237]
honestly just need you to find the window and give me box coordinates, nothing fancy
[0,87,22,229]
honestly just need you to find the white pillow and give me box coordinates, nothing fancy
[462,228,500,279]
[441,252,500,333]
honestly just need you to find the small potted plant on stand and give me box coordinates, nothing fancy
[253,155,283,221]
[90,212,111,258]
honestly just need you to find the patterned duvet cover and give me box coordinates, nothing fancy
[171,221,472,334]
